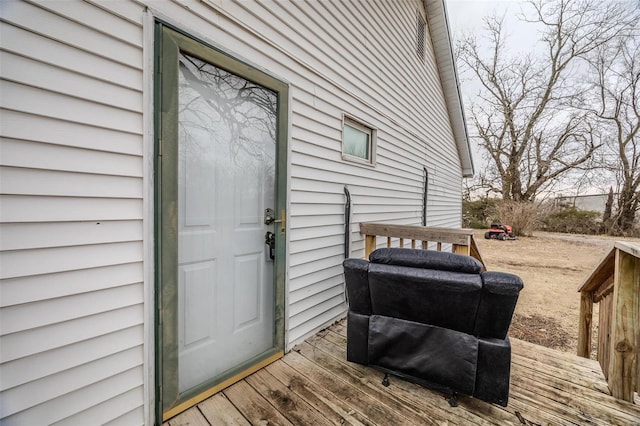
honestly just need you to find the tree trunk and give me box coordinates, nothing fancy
[615,188,638,235]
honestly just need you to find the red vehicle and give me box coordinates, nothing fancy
[484,223,516,240]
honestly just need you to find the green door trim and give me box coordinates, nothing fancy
[154,22,288,422]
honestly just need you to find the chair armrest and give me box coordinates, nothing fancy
[343,258,372,315]
[474,271,524,339]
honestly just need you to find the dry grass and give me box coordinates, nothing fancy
[509,313,572,351]
[475,230,640,354]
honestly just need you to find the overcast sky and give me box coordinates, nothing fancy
[445,0,542,55]
[445,0,524,30]
[444,1,529,181]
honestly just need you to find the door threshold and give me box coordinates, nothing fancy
[162,350,284,422]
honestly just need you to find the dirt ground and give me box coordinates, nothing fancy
[474,230,640,354]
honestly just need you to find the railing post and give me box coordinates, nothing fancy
[577,292,593,358]
[452,235,471,255]
[364,235,376,260]
[607,248,640,402]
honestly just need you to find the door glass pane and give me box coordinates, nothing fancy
[177,52,277,393]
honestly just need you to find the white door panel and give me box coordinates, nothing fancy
[177,52,276,393]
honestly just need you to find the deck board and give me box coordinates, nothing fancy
[198,393,251,425]
[265,361,372,426]
[312,329,509,425]
[165,320,640,426]
[223,380,294,426]
[244,368,335,426]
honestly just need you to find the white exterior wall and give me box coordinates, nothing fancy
[0,0,465,424]
[0,0,148,424]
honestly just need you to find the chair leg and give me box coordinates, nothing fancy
[381,373,390,387]
[448,392,458,407]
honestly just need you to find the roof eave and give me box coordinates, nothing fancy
[424,0,474,178]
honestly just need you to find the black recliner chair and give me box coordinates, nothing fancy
[343,248,523,406]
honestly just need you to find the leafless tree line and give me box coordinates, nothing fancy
[456,0,640,234]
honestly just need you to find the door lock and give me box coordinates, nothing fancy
[264,208,286,233]
[265,231,275,260]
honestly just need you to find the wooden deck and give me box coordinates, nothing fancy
[165,320,640,426]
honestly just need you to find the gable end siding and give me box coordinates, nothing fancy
[222,0,464,344]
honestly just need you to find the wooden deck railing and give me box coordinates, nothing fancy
[359,223,486,270]
[577,241,640,403]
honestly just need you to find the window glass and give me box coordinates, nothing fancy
[343,123,370,159]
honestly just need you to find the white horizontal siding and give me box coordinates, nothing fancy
[0,0,142,68]
[1,80,142,134]
[0,23,142,91]
[237,0,449,140]
[1,283,143,335]
[0,51,142,113]
[103,405,146,426]
[289,234,345,254]
[1,263,143,307]
[56,387,146,426]
[0,0,146,424]
[0,0,466,423]
[289,283,345,317]
[0,196,143,222]
[0,138,142,176]
[290,271,344,300]
[290,154,418,191]
[0,221,143,251]
[1,347,142,416]
[1,325,143,391]
[1,305,143,363]
[1,367,144,426]
[0,167,142,198]
[277,0,462,343]
[28,0,143,45]
[0,110,143,155]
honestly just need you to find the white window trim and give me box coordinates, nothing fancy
[341,115,377,166]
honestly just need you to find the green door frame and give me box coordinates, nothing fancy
[154,22,288,423]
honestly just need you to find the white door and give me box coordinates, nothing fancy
[176,52,277,392]
[158,27,287,416]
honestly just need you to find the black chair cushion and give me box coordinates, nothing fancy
[370,247,483,274]
[368,315,478,396]
[368,263,482,334]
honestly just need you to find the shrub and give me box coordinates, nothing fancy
[462,198,500,228]
[539,207,601,234]
[489,201,539,236]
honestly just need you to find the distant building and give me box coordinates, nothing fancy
[554,193,617,215]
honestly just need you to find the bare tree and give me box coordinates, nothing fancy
[591,31,640,234]
[179,53,277,167]
[457,0,638,202]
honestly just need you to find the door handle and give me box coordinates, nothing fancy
[264,208,286,233]
[265,231,275,260]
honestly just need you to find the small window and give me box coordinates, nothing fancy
[416,11,426,60]
[342,117,375,165]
